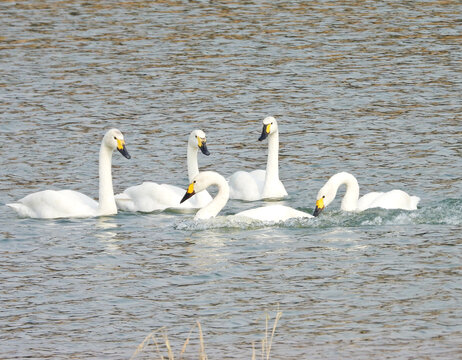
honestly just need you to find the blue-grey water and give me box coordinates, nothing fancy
[1,1,461,359]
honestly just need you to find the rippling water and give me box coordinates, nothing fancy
[1,1,461,359]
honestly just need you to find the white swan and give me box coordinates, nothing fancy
[313,172,420,216]
[7,129,131,219]
[181,171,312,221]
[115,129,212,212]
[228,116,288,201]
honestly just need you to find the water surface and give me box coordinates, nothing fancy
[1,1,461,359]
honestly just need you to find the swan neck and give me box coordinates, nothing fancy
[196,174,229,219]
[334,173,360,211]
[265,131,279,181]
[187,145,199,182]
[98,144,117,215]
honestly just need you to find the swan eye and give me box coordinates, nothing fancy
[193,180,196,183]
[114,136,117,140]
[322,195,325,198]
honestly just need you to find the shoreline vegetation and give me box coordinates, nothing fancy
[130,310,283,360]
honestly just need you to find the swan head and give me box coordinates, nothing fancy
[313,172,359,215]
[258,116,278,141]
[104,129,131,159]
[180,172,209,203]
[180,180,197,203]
[189,129,210,156]
[313,184,336,217]
[313,196,326,217]
[180,171,220,204]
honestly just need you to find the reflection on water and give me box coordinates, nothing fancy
[185,232,228,272]
[1,1,461,359]
[96,217,121,254]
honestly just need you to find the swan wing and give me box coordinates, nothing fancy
[7,189,98,219]
[236,204,312,222]
[249,169,266,187]
[357,192,384,211]
[261,178,288,199]
[115,182,171,212]
[115,182,212,212]
[228,170,265,201]
[114,191,137,212]
[359,190,420,211]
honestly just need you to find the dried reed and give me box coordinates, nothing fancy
[131,311,282,360]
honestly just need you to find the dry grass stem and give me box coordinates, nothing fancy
[179,322,198,359]
[131,310,281,360]
[197,320,208,360]
[266,311,282,360]
[163,331,174,360]
[130,327,166,360]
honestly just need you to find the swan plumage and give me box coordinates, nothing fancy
[313,172,420,216]
[181,171,312,221]
[115,129,212,212]
[7,129,131,219]
[228,116,288,201]
[236,204,311,222]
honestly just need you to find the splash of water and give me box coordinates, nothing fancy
[174,199,462,231]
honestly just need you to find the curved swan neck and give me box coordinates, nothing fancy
[265,131,280,182]
[195,173,229,219]
[98,144,117,215]
[187,144,199,182]
[329,172,360,211]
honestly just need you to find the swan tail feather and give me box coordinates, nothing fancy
[410,196,420,210]
[6,203,34,218]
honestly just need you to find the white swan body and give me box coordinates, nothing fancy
[181,171,312,221]
[236,204,311,222]
[115,130,212,212]
[313,172,420,216]
[7,129,131,219]
[228,116,288,201]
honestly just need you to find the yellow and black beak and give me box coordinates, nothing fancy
[117,139,131,159]
[258,123,271,141]
[197,137,210,156]
[313,196,325,217]
[180,182,196,204]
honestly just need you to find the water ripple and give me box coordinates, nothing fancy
[1,1,461,359]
